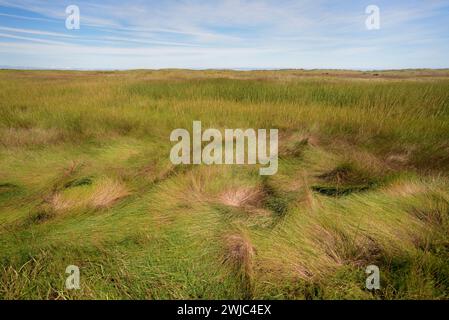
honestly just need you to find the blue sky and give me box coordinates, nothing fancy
[0,0,448,70]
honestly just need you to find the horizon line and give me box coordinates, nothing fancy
[2,66,449,72]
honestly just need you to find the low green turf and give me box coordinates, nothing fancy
[1,69,449,299]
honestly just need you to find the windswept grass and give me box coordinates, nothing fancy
[0,69,449,299]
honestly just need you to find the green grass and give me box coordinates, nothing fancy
[1,69,449,299]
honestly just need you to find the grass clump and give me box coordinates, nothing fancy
[312,163,379,197]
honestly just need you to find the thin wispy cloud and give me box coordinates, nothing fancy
[0,32,69,45]
[0,26,76,37]
[0,0,448,69]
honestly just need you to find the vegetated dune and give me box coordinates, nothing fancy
[0,69,448,299]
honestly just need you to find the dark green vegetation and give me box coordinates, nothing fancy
[0,69,449,299]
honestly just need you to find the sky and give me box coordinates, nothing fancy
[0,0,448,70]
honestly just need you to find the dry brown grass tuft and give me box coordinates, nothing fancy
[386,153,409,165]
[219,186,265,208]
[48,193,75,212]
[384,150,413,170]
[89,179,131,209]
[386,181,426,197]
[224,234,255,267]
[223,233,255,297]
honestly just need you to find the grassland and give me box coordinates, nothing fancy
[0,69,449,299]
